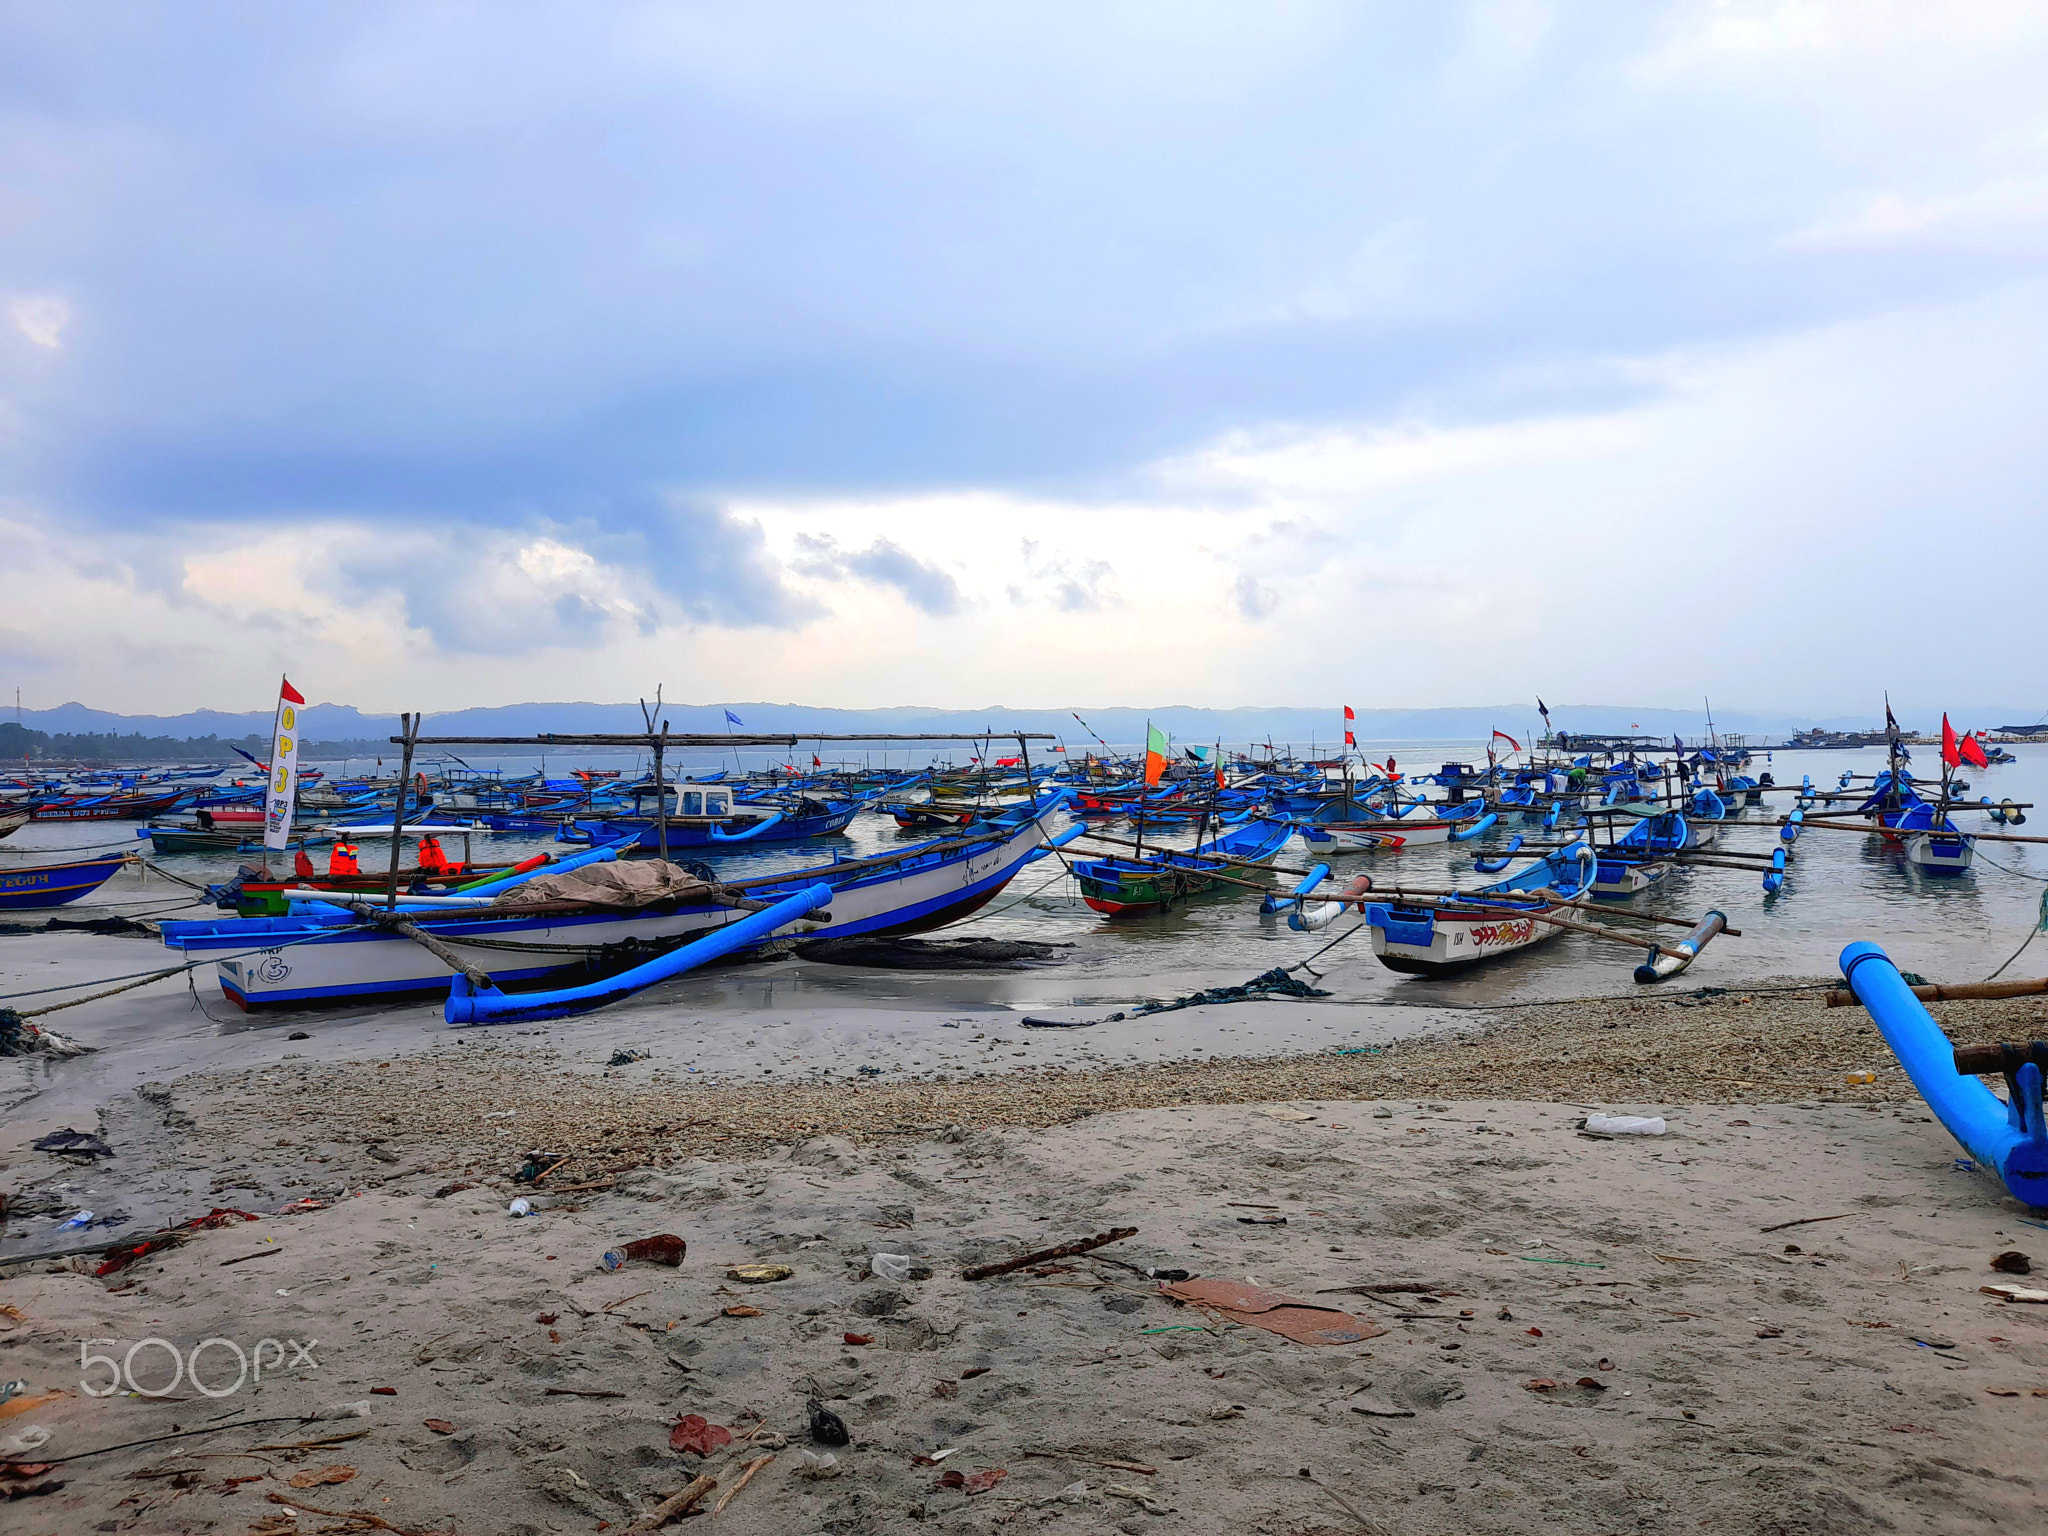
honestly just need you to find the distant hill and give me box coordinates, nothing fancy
[13,698,2035,752]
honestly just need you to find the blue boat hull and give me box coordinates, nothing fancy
[0,854,131,909]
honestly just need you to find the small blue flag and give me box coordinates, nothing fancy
[724,710,743,727]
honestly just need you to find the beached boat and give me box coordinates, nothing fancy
[0,852,134,909]
[0,807,28,842]
[565,785,862,850]
[29,789,189,822]
[1070,816,1296,916]
[159,798,1074,1009]
[1358,844,1596,974]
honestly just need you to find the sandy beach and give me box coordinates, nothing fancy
[5,984,2046,1534]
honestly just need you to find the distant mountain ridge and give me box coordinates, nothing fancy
[13,698,2032,747]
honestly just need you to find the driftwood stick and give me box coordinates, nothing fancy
[963,1227,1137,1282]
[218,1247,283,1267]
[628,1473,717,1531]
[1022,1448,1159,1475]
[1759,1213,1851,1234]
[264,1491,436,1535]
[710,1454,775,1515]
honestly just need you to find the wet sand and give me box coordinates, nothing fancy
[4,985,2047,1533]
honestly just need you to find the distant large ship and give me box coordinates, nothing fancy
[1786,727,1890,750]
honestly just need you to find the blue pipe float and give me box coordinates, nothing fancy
[1633,909,1728,983]
[1839,941,2048,1206]
[1762,847,1787,895]
[1021,822,1088,864]
[1781,807,1803,843]
[708,811,786,842]
[1448,812,1499,842]
[1261,861,1330,914]
[1472,833,1525,874]
[446,883,834,1026]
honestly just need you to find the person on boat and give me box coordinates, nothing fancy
[327,840,361,877]
[416,834,448,873]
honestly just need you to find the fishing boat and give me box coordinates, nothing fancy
[1355,843,1596,974]
[0,852,135,909]
[564,785,861,850]
[159,796,1077,1009]
[1295,800,1491,853]
[1070,816,1296,916]
[29,789,189,822]
[1588,812,1688,897]
[0,807,28,842]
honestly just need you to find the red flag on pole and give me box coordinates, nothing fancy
[1960,732,1989,769]
[1343,704,1356,747]
[1941,713,1960,768]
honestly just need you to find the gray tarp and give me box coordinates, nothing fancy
[492,861,721,909]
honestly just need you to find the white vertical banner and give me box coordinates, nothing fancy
[262,676,306,853]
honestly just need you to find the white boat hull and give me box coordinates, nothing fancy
[165,819,1051,1009]
[1369,902,1569,973]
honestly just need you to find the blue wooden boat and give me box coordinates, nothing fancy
[1328,843,1596,974]
[563,789,861,850]
[160,795,1079,1010]
[1071,815,1296,916]
[0,853,133,909]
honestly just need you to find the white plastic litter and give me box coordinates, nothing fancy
[507,1197,532,1217]
[796,1450,841,1480]
[871,1252,914,1282]
[58,1210,94,1230]
[1,1425,52,1456]
[1585,1114,1667,1136]
[311,1399,375,1421]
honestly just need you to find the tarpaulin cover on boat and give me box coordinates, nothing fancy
[492,860,720,909]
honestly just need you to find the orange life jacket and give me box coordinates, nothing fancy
[416,835,446,873]
[328,841,360,877]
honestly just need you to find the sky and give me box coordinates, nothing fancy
[3,1,2047,718]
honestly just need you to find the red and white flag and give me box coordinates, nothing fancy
[1343,704,1356,748]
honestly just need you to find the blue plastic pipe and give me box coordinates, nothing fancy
[1262,861,1330,914]
[1022,822,1088,864]
[446,883,834,1026]
[1839,941,2048,1206]
[709,811,785,842]
[1448,812,1499,842]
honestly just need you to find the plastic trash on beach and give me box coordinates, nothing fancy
[57,1210,94,1229]
[1584,1114,1667,1136]
[311,1399,375,1421]
[807,1399,851,1446]
[795,1449,841,1480]
[0,1425,52,1457]
[601,1234,687,1270]
[507,1197,532,1217]
[871,1252,915,1282]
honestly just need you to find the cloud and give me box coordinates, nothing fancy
[9,296,70,350]
[1231,573,1280,620]
[792,533,962,615]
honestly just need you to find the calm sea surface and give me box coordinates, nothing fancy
[9,738,2045,1012]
